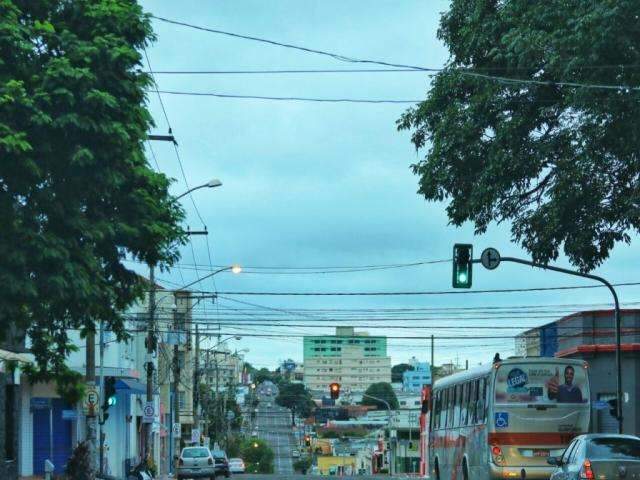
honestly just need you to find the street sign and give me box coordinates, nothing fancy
[172,423,181,437]
[83,387,99,415]
[481,247,501,270]
[142,401,155,424]
[62,409,78,420]
[191,428,200,443]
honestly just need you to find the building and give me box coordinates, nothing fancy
[303,327,391,394]
[402,357,431,392]
[516,309,640,434]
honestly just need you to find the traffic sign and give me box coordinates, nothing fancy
[83,387,99,415]
[481,248,501,270]
[172,423,181,437]
[191,428,201,443]
[142,401,155,424]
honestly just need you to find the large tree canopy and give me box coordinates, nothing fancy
[398,0,640,271]
[275,382,316,418]
[362,382,399,410]
[0,0,184,399]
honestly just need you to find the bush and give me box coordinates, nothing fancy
[240,438,274,474]
[293,457,312,472]
[64,441,94,480]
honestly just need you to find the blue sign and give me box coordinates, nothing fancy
[594,401,609,410]
[507,368,528,389]
[30,397,51,410]
[62,409,78,420]
[495,412,509,429]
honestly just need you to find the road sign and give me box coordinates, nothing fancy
[83,387,99,415]
[191,428,201,443]
[172,423,181,437]
[62,409,78,420]
[481,247,501,270]
[142,401,155,424]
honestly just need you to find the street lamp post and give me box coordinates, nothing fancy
[175,178,222,200]
[361,393,393,477]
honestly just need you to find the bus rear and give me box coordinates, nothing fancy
[489,359,590,479]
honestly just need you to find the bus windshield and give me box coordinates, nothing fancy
[495,362,589,405]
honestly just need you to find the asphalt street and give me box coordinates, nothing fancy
[255,394,295,476]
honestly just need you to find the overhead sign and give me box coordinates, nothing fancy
[142,401,155,423]
[481,248,501,270]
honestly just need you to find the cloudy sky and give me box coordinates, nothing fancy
[136,0,640,370]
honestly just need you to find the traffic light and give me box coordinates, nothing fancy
[304,435,311,447]
[101,376,117,421]
[452,244,473,288]
[329,382,340,400]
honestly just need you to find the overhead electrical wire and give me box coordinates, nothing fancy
[157,90,421,104]
[150,15,640,92]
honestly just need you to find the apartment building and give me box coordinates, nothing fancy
[303,327,391,394]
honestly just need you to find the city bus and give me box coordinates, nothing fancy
[429,357,591,480]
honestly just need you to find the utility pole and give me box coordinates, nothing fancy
[98,320,105,476]
[203,349,210,441]
[85,328,97,473]
[215,354,220,446]
[430,335,434,384]
[172,294,181,466]
[145,264,156,463]
[194,324,200,444]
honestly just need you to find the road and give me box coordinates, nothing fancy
[255,394,295,476]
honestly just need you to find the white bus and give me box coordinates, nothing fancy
[429,357,591,480]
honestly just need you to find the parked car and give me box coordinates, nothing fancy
[291,449,300,458]
[229,457,246,474]
[548,434,640,480]
[177,446,216,480]
[212,449,231,478]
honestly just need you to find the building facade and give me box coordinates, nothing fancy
[516,309,640,434]
[303,327,391,394]
[402,358,431,392]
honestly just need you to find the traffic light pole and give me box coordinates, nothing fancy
[479,254,623,433]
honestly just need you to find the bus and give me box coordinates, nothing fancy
[429,357,591,480]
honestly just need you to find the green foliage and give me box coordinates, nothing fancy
[204,395,243,440]
[397,0,640,272]
[64,441,93,480]
[391,363,415,383]
[225,434,243,458]
[275,382,316,418]
[254,368,273,384]
[362,382,399,410]
[0,1,184,399]
[240,438,274,474]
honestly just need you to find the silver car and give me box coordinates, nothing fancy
[177,446,216,480]
[548,434,640,480]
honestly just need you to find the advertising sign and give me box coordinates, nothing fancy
[495,362,589,404]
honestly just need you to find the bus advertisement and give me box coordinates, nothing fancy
[429,357,590,480]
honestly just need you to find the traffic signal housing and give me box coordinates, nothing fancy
[304,435,311,447]
[101,376,117,421]
[329,382,340,400]
[452,244,473,288]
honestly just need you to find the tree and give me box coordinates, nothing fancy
[204,395,242,441]
[241,438,274,474]
[0,1,184,400]
[275,382,316,418]
[254,368,273,384]
[397,0,640,272]
[391,363,415,383]
[362,382,399,410]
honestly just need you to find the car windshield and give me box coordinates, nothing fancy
[182,448,210,458]
[587,438,640,460]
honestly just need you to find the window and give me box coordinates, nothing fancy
[178,391,186,409]
[478,377,488,424]
[447,387,455,428]
[468,380,477,425]
[454,384,462,427]
[460,382,469,426]
[561,440,578,464]
[568,440,583,464]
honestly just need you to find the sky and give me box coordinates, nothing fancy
[136,0,640,371]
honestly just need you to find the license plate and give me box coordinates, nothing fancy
[533,450,550,457]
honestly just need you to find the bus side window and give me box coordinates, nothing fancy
[447,387,454,428]
[439,389,447,430]
[452,385,460,428]
[460,382,469,426]
[432,391,440,430]
[468,380,477,425]
[478,377,488,424]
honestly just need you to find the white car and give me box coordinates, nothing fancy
[229,457,246,474]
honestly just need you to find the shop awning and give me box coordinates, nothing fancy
[115,378,146,394]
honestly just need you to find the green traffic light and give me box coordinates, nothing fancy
[457,272,467,284]
[107,396,117,406]
[452,244,473,288]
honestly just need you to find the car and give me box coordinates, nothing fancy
[548,434,640,480]
[177,446,216,480]
[229,457,246,474]
[212,449,231,478]
[291,449,300,458]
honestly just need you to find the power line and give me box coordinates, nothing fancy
[157,90,420,104]
[166,281,640,296]
[150,15,640,92]
[148,68,424,75]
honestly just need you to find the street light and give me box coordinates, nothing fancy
[175,178,222,200]
[361,392,393,477]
